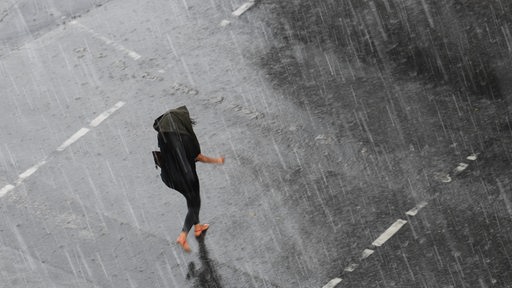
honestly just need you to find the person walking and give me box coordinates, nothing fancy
[153,106,224,252]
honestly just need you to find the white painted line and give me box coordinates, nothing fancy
[466,154,477,161]
[232,1,255,17]
[454,162,469,173]
[56,128,90,152]
[344,263,358,272]
[70,21,141,61]
[455,162,469,171]
[0,159,48,198]
[89,101,125,127]
[318,154,475,287]
[372,219,407,247]
[17,159,47,181]
[406,201,428,216]
[0,101,124,199]
[360,249,375,260]
[0,184,15,198]
[220,19,231,27]
[441,175,452,183]
[322,278,342,288]
[126,50,141,60]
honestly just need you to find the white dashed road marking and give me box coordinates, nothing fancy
[0,184,15,198]
[372,219,408,247]
[89,101,125,127]
[70,21,142,61]
[232,1,256,17]
[0,102,125,198]
[466,154,478,161]
[323,153,479,287]
[406,201,428,216]
[220,1,256,26]
[16,159,47,182]
[220,19,231,27]
[56,127,90,152]
[344,263,358,272]
[360,249,375,260]
[322,278,343,288]
[454,162,469,173]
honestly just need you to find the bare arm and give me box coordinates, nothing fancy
[195,153,225,164]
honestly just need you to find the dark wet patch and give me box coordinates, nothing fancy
[186,237,224,288]
[255,0,512,187]
[248,1,512,285]
[259,0,512,99]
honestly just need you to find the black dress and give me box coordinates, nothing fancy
[158,132,200,195]
[154,106,203,233]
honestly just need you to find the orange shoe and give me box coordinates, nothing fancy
[176,232,191,252]
[194,224,209,237]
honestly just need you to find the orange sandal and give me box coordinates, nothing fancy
[194,224,209,237]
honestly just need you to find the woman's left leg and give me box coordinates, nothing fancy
[183,174,209,237]
[176,181,199,252]
[182,188,201,233]
[177,161,200,233]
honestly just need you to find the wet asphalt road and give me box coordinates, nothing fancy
[1,0,512,287]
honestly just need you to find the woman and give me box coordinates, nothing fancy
[153,106,224,252]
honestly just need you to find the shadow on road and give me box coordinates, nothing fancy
[187,234,223,288]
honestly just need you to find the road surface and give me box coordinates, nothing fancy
[1,0,511,287]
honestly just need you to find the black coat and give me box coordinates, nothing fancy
[154,106,201,195]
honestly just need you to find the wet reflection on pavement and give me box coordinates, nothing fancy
[187,234,223,288]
